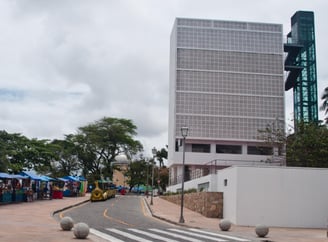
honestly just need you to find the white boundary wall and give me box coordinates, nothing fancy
[218,166,328,228]
[167,174,217,192]
[167,166,328,228]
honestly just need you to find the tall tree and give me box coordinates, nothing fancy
[287,122,328,167]
[24,138,57,174]
[72,133,102,180]
[50,136,81,177]
[153,146,168,192]
[0,130,13,172]
[155,146,168,168]
[125,159,147,191]
[320,86,328,124]
[0,131,56,173]
[76,117,143,180]
[158,166,169,192]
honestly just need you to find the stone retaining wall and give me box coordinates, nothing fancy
[161,192,223,218]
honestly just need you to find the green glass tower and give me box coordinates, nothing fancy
[284,11,318,128]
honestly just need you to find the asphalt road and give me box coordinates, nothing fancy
[58,195,251,242]
[60,195,171,229]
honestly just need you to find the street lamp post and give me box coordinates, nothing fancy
[150,147,157,205]
[146,159,149,198]
[179,126,189,223]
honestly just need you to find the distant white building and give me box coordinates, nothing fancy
[168,18,285,186]
[112,155,129,187]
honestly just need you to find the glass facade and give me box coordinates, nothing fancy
[171,18,285,140]
[216,145,242,154]
[289,11,318,125]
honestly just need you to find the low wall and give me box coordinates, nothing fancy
[161,192,223,218]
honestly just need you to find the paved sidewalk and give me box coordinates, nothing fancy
[0,195,92,242]
[0,194,327,242]
[145,196,328,242]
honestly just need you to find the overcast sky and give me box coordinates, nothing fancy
[0,0,327,157]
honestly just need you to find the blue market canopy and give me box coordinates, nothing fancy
[0,172,12,179]
[57,177,68,182]
[11,174,28,179]
[19,171,48,181]
[0,172,28,179]
[62,176,80,182]
[40,175,56,181]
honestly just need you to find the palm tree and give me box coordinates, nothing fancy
[320,87,328,124]
[156,147,168,169]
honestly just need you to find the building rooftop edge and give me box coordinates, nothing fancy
[175,17,282,27]
[227,165,328,171]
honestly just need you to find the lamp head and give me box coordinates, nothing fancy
[181,126,189,138]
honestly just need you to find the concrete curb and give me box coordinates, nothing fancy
[52,198,90,217]
[143,197,201,229]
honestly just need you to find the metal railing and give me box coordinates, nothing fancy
[169,159,230,186]
[169,157,285,186]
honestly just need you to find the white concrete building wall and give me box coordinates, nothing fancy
[217,166,328,228]
[167,166,328,228]
[216,167,238,223]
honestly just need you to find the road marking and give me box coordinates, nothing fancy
[103,208,133,226]
[107,228,153,242]
[90,228,124,242]
[141,197,151,216]
[169,228,227,241]
[150,228,203,242]
[129,228,179,242]
[188,228,251,241]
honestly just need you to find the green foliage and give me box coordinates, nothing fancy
[0,116,143,180]
[125,158,148,190]
[75,117,143,180]
[320,86,328,124]
[154,146,168,168]
[186,188,197,193]
[287,122,328,167]
[0,131,56,173]
[151,146,169,191]
[258,120,328,167]
[158,166,169,191]
[50,136,81,177]
[257,119,286,164]
[257,120,286,145]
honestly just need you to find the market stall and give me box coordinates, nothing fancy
[0,172,13,204]
[78,176,88,196]
[19,171,49,200]
[11,174,29,202]
[51,178,65,199]
[0,173,29,204]
[60,176,87,197]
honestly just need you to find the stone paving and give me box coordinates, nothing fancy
[0,194,327,242]
[0,195,95,242]
[146,196,328,242]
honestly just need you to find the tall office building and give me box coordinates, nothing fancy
[168,18,285,186]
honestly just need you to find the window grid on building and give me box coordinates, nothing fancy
[172,18,284,142]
